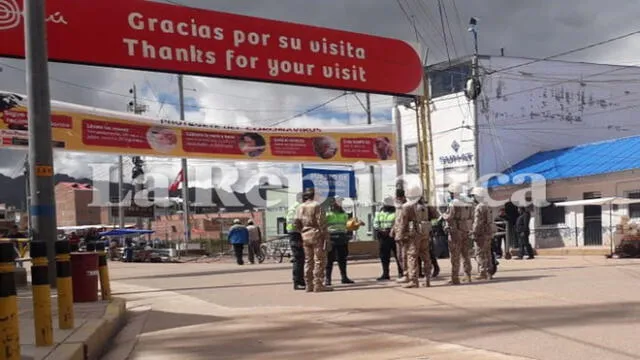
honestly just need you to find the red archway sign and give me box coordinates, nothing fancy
[0,0,424,97]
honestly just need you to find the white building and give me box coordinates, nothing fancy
[397,55,640,249]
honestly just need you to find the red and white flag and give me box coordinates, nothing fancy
[169,169,183,192]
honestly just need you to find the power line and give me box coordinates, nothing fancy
[441,0,459,59]
[1,60,376,115]
[436,0,452,64]
[487,29,640,75]
[268,92,349,126]
[451,0,470,54]
[396,0,430,50]
[431,61,640,113]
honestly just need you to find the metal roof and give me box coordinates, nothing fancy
[486,135,640,188]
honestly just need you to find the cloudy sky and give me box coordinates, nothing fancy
[1,0,639,191]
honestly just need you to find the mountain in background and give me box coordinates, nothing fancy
[0,173,281,212]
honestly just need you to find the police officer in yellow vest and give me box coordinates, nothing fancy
[374,196,403,281]
[286,192,306,290]
[325,196,355,285]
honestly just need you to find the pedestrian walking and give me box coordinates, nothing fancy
[374,196,403,281]
[442,183,474,285]
[228,219,249,265]
[246,219,262,264]
[325,197,354,285]
[516,207,535,259]
[470,187,495,280]
[287,192,306,290]
[295,188,333,292]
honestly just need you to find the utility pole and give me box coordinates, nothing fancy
[118,156,124,228]
[24,157,31,236]
[24,0,57,287]
[126,84,148,229]
[178,74,191,254]
[393,104,403,178]
[467,17,482,183]
[366,93,377,230]
[416,75,432,202]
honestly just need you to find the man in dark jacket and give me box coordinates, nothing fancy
[515,207,534,259]
[228,219,249,265]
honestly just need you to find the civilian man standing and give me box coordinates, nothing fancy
[228,219,249,265]
[246,219,262,264]
[516,207,535,259]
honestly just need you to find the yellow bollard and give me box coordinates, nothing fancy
[0,242,20,360]
[55,240,74,329]
[30,242,53,347]
[95,242,111,301]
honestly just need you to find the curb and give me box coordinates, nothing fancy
[535,248,609,256]
[44,298,127,360]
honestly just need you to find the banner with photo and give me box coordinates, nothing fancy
[0,92,396,164]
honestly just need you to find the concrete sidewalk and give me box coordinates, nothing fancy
[103,256,640,360]
[15,288,126,360]
[106,282,534,360]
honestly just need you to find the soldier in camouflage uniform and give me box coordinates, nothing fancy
[389,189,408,283]
[470,187,494,280]
[442,183,474,285]
[398,187,440,288]
[294,188,333,293]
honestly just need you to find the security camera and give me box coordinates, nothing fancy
[468,17,478,32]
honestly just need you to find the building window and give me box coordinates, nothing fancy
[540,198,566,226]
[430,62,472,98]
[277,217,286,235]
[405,144,419,174]
[627,191,640,218]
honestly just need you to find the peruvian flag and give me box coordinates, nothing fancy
[169,169,183,193]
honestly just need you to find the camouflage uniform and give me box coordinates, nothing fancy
[398,200,440,288]
[442,198,474,284]
[389,198,408,280]
[472,201,493,279]
[295,200,332,292]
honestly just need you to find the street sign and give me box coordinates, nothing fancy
[0,0,424,96]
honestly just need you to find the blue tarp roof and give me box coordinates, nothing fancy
[486,136,640,188]
[99,229,155,237]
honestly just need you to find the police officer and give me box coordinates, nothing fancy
[442,183,474,285]
[470,187,494,280]
[287,192,305,290]
[295,188,333,292]
[325,196,355,285]
[374,196,403,281]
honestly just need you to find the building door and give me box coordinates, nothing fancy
[583,192,603,246]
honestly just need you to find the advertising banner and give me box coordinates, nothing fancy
[0,92,396,164]
[302,167,357,199]
[0,0,424,96]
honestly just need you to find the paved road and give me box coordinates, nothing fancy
[101,255,640,360]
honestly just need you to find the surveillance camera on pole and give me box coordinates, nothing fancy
[467,16,481,182]
[465,16,482,101]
